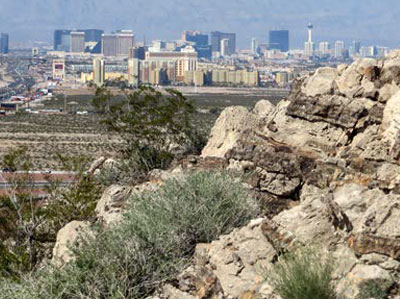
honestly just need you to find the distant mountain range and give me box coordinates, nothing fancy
[1,0,400,48]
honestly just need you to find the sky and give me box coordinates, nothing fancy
[1,0,400,49]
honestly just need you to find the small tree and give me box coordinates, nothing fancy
[0,148,101,279]
[92,85,204,175]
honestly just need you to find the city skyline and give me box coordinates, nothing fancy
[1,0,400,49]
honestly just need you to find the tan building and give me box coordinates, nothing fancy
[145,46,198,81]
[93,58,105,87]
[211,69,259,87]
[184,70,204,86]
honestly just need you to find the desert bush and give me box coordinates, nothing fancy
[92,86,205,176]
[265,246,336,299]
[0,171,258,298]
[358,279,393,299]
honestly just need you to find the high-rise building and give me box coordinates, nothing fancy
[116,30,134,57]
[93,58,105,87]
[128,58,140,86]
[81,29,104,43]
[211,31,236,56]
[269,30,289,52]
[145,46,198,81]
[334,41,345,58]
[129,46,146,60]
[360,46,377,58]
[183,31,208,46]
[182,31,211,59]
[70,32,85,53]
[102,31,134,57]
[318,41,330,55]
[251,38,258,54]
[54,30,71,51]
[304,23,315,57]
[352,41,361,54]
[377,46,389,58]
[0,33,9,54]
[220,39,230,56]
[102,34,117,56]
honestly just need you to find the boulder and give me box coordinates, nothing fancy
[88,156,106,174]
[301,67,338,97]
[380,58,400,85]
[379,82,400,103]
[335,58,379,98]
[381,90,400,157]
[253,99,275,119]
[52,221,93,268]
[95,185,132,226]
[201,106,261,158]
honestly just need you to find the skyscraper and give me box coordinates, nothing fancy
[102,34,117,56]
[102,31,134,57]
[211,31,236,56]
[93,58,105,87]
[352,41,361,54]
[220,39,230,56]
[304,23,315,57]
[54,30,71,51]
[319,41,330,55]
[251,38,258,54]
[0,33,9,54]
[182,31,211,59]
[116,30,135,57]
[128,58,140,86]
[334,41,345,58]
[81,29,104,43]
[70,32,85,53]
[269,30,289,52]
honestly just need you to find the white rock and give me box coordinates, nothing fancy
[202,106,261,158]
[52,221,93,268]
[253,99,275,119]
[301,67,338,97]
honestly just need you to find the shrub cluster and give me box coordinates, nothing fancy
[0,171,258,299]
[265,246,336,299]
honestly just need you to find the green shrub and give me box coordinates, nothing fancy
[358,279,392,299]
[265,247,336,299]
[0,171,258,298]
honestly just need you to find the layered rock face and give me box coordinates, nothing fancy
[54,53,400,298]
[160,55,400,299]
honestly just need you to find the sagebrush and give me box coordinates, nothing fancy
[0,171,258,298]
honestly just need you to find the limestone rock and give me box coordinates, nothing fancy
[89,156,106,174]
[338,264,392,299]
[335,58,379,98]
[380,58,400,85]
[52,221,93,268]
[200,221,276,298]
[201,106,261,158]
[301,67,338,97]
[95,185,132,226]
[378,82,400,103]
[381,91,400,158]
[253,99,275,119]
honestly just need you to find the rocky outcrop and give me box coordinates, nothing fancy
[201,106,262,158]
[194,54,400,298]
[51,221,93,268]
[95,185,132,226]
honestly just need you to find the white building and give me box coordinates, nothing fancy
[334,41,345,58]
[93,58,105,87]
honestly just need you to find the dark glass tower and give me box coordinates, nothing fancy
[269,30,289,52]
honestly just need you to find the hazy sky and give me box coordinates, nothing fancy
[1,0,400,49]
